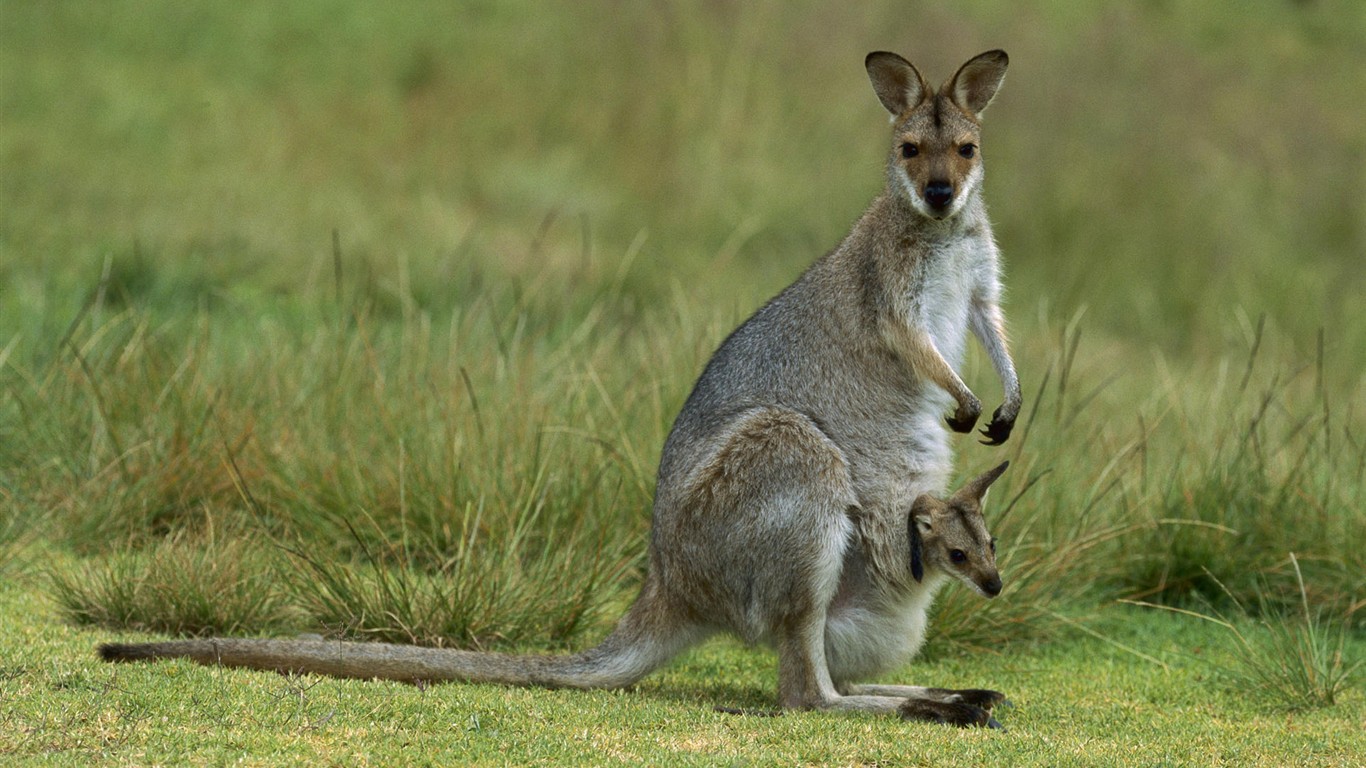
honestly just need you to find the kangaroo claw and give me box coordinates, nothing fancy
[978,407,1014,445]
[952,688,1009,711]
[946,407,981,434]
[946,415,977,433]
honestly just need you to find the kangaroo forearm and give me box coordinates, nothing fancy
[969,300,1021,415]
[880,318,976,407]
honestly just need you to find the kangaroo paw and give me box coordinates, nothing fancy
[945,409,980,434]
[978,407,1014,445]
[946,415,977,433]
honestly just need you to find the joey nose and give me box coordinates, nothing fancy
[924,181,953,210]
[982,576,1003,598]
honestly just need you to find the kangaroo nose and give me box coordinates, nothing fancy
[924,181,953,210]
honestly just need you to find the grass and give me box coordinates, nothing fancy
[49,522,297,638]
[1128,556,1362,712]
[3,573,1364,766]
[2,0,1364,762]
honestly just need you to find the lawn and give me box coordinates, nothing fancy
[4,567,1364,766]
[2,1,1363,764]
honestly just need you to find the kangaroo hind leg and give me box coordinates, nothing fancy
[662,407,858,637]
[674,408,908,716]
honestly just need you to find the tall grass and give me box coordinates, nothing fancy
[29,241,1364,653]
[1114,327,1364,621]
[930,316,1364,644]
[1126,556,1362,711]
[50,520,296,637]
[18,253,683,648]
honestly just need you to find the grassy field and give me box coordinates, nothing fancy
[4,570,1364,766]
[2,0,1363,764]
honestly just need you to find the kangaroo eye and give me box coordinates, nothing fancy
[990,538,997,554]
[949,549,967,563]
[901,143,919,159]
[958,144,976,159]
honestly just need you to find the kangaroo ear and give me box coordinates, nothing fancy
[958,461,1010,504]
[866,51,931,116]
[947,49,1008,118]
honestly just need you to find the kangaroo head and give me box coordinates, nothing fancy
[865,50,1008,221]
[908,461,1008,597]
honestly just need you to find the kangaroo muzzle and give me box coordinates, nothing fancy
[924,180,953,211]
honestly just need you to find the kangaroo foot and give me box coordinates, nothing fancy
[932,687,1009,711]
[898,698,1002,728]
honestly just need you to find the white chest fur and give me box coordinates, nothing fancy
[913,233,993,371]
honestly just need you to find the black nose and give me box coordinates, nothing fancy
[982,577,1002,597]
[924,181,953,210]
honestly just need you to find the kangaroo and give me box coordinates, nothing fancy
[100,50,1022,727]
[101,462,1011,726]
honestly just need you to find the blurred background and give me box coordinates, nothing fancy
[4,1,1362,352]
[1,1,1362,644]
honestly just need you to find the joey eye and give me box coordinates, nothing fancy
[949,549,967,564]
[901,143,919,158]
[958,144,977,159]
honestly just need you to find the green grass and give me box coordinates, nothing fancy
[1128,556,1363,711]
[3,572,1363,766]
[2,0,1365,763]
[49,522,297,638]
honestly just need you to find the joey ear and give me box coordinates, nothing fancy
[908,496,935,583]
[946,49,1008,118]
[958,461,1010,504]
[866,51,930,116]
[908,515,924,583]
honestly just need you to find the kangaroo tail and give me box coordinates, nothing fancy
[99,581,702,689]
